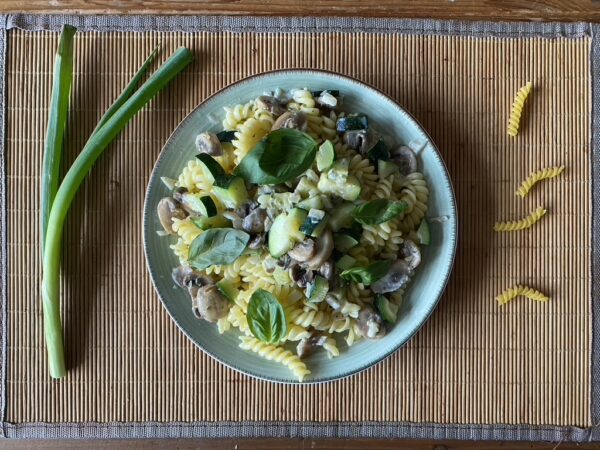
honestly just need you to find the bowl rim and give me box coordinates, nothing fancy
[143,68,458,384]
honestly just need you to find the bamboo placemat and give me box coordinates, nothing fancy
[0,15,598,441]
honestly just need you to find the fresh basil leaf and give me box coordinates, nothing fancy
[188,228,250,270]
[340,260,393,285]
[246,289,287,344]
[352,199,408,225]
[235,129,318,185]
[195,153,233,188]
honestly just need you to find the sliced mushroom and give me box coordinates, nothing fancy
[248,233,265,250]
[242,207,268,234]
[391,146,417,175]
[172,188,208,216]
[288,238,316,262]
[400,239,421,269]
[271,111,308,131]
[172,265,212,290]
[318,259,335,281]
[256,95,287,116]
[296,331,328,359]
[194,285,229,323]
[371,259,413,294]
[303,230,334,270]
[195,132,223,156]
[289,265,315,289]
[357,306,386,339]
[325,291,343,311]
[157,197,187,234]
[342,129,378,154]
[223,210,244,230]
[276,254,295,270]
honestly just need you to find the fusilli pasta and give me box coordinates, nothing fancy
[507,81,532,137]
[515,165,565,197]
[239,336,311,381]
[496,285,549,305]
[494,206,547,232]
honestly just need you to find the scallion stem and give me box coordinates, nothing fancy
[42,47,194,378]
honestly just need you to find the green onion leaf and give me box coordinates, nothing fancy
[41,25,76,255]
[42,47,194,378]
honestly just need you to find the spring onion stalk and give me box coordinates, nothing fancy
[91,45,159,134]
[42,47,194,378]
[41,25,76,255]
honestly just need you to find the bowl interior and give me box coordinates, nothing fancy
[143,70,457,383]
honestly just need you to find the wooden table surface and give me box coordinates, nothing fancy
[2,1,598,449]
[1,0,600,21]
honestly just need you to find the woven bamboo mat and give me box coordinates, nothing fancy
[3,23,593,431]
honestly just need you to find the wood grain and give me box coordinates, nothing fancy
[1,439,598,449]
[0,0,600,21]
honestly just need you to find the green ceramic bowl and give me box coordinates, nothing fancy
[143,69,457,383]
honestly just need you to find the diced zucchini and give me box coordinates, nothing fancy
[367,139,390,163]
[416,219,431,245]
[336,114,368,132]
[340,221,363,241]
[311,89,340,97]
[334,233,359,252]
[297,195,325,210]
[196,153,231,188]
[328,202,356,232]
[191,215,232,230]
[197,195,217,217]
[327,159,349,183]
[316,140,336,172]
[375,295,399,323]
[300,209,327,237]
[306,276,329,303]
[341,175,361,201]
[212,176,248,209]
[336,255,357,271]
[268,208,308,257]
[160,176,177,191]
[378,160,399,179]
[217,279,238,302]
[216,130,236,143]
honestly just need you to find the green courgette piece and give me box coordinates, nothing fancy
[375,295,399,323]
[216,130,236,143]
[316,140,336,171]
[217,279,239,302]
[268,208,308,257]
[334,233,359,252]
[378,160,399,179]
[335,255,357,271]
[300,208,327,237]
[328,202,356,232]
[416,219,431,245]
[212,176,248,209]
[336,114,368,132]
[306,276,329,303]
[191,215,232,230]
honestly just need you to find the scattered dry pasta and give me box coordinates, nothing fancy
[515,165,565,197]
[507,81,532,137]
[494,206,547,232]
[496,285,549,305]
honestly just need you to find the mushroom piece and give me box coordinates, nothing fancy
[256,95,287,116]
[318,259,335,281]
[391,146,418,175]
[242,207,268,234]
[303,230,334,270]
[357,306,386,339]
[195,132,223,156]
[193,285,230,323]
[248,233,265,250]
[157,197,187,234]
[288,238,316,262]
[271,111,308,132]
[172,265,212,290]
[324,291,343,311]
[296,331,328,359]
[342,129,378,154]
[172,188,208,216]
[371,259,413,294]
[289,265,315,289]
[400,239,421,269]
[223,210,244,230]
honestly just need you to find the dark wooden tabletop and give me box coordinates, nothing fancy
[1,1,598,449]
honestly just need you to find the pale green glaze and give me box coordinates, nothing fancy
[143,70,457,384]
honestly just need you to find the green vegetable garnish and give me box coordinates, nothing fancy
[246,289,287,344]
[352,199,408,225]
[216,130,236,143]
[235,128,318,185]
[188,228,250,270]
[340,260,393,285]
[41,25,76,255]
[42,46,193,378]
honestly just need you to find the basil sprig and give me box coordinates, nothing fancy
[188,228,250,270]
[352,199,408,225]
[246,289,287,344]
[235,128,318,185]
[340,260,393,285]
